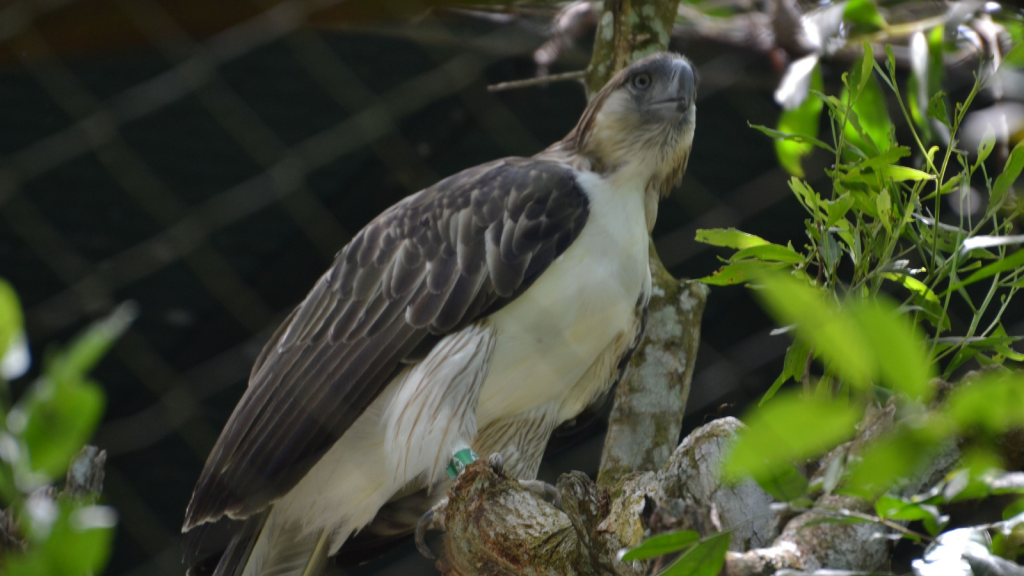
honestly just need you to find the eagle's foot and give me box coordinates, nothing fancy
[487,452,504,476]
[414,497,447,560]
[518,479,562,510]
[487,452,560,509]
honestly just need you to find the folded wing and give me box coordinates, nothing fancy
[183,158,590,531]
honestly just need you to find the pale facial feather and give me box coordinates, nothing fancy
[540,52,697,223]
[585,89,695,197]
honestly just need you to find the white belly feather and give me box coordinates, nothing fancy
[270,168,652,553]
[478,169,650,426]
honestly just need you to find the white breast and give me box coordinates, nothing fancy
[476,168,651,426]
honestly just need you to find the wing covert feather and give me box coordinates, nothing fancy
[184,158,589,530]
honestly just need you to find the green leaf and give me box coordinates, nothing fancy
[885,273,948,331]
[845,416,952,495]
[46,302,137,388]
[1003,498,1024,521]
[991,139,1024,211]
[848,299,934,399]
[847,436,924,495]
[756,464,810,502]
[1003,41,1024,68]
[9,304,133,480]
[851,190,879,219]
[876,189,892,233]
[732,244,805,263]
[820,229,842,273]
[928,91,950,129]
[861,146,911,172]
[989,325,1024,362]
[944,450,1005,502]
[882,166,935,182]
[621,530,700,561]
[882,273,938,304]
[946,371,1024,435]
[0,279,23,359]
[762,339,811,405]
[789,177,822,215]
[695,228,770,250]
[929,173,963,198]
[843,0,886,31]
[825,194,856,226]
[943,248,1024,295]
[907,50,930,143]
[976,124,996,169]
[874,494,908,518]
[953,337,1015,362]
[926,26,946,96]
[843,67,892,156]
[856,43,875,94]
[921,510,950,537]
[775,65,824,177]
[753,272,874,387]
[700,261,788,286]
[996,346,1024,362]
[4,501,115,576]
[875,496,946,532]
[663,531,732,576]
[18,379,105,480]
[749,123,834,154]
[724,391,861,481]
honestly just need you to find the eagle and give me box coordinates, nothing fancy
[183,51,696,576]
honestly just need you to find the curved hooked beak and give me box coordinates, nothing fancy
[653,59,696,113]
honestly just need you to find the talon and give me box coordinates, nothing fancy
[415,498,447,559]
[545,483,562,510]
[415,509,436,559]
[519,480,562,510]
[488,452,505,476]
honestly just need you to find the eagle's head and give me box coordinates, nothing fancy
[552,52,697,203]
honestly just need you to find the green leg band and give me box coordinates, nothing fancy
[446,448,478,478]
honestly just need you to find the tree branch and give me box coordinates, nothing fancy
[584,0,680,99]
[598,264,707,486]
[435,398,964,576]
[438,417,777,576]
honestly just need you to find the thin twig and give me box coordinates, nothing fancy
[832,507,936,543]
[486,70,585,92]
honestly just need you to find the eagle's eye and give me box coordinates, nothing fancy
[630,73,652,91]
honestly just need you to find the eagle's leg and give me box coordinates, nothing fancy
[414,451,562,559]
[476,452,560,507]
[518,479,563,509]
[412,449,494,559]
[414,498,446,559]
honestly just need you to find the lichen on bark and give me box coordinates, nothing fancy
[597,252,707,487]
[585,0,708,489]
[585,0,682,99]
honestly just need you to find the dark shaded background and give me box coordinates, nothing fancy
[1,2,1018,575]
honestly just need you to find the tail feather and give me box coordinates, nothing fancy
[211,514,264,576]
[185,510,329,576]
[241,512,329,576]
[184,513,267,576]
[300,534,330,576]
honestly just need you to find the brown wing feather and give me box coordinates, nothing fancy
[183,158,589,531]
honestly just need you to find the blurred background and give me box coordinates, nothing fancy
[0,1,1021,574]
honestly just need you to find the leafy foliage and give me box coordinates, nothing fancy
[622,531,732,576]
[0,280,133,575]
[620,530,700,561]
[625,18,1024,573]
[699,36,1023,571]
